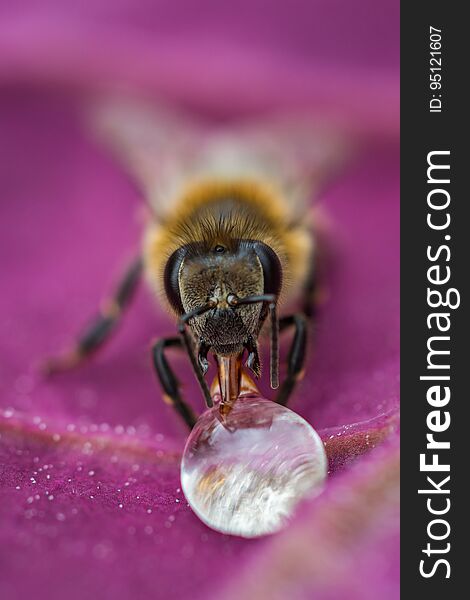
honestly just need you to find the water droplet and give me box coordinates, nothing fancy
[181,396,327,538]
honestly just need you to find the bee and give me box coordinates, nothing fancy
[43,99,346,428]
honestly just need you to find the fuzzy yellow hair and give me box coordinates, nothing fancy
[144,177,313,312]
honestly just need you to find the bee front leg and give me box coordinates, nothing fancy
[151,337,198,430]
[41,256,143,374]
[275,314,308,407]
[276,248,326,406]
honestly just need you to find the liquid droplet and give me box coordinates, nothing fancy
[181,396,327,538]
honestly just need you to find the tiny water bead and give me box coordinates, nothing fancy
[181,396,327,538]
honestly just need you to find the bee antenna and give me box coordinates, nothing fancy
[178,301,217,408]
[228,293,279,389]
[269,302,279,389]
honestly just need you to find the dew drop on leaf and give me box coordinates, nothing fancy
[181,396,327,538]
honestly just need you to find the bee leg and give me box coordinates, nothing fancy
[151,337,197,429]
[42,256,143,374]
[276,257,322,405]
[302,257,319,318]
[275,314,308,407]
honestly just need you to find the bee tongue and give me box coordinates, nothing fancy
[211,355,260,414]
[215,355,241,409]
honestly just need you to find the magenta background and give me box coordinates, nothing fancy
[0,2,399,599]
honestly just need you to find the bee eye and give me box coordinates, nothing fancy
[163,246,187,314]
[252,242,283,297]
[214,245,225,254]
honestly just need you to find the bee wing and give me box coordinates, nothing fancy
[87,97,349,221]
[198,118,350,220]
[87,97,207,219]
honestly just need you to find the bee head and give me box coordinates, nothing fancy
[163,240,282,358]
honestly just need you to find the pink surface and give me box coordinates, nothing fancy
[0,1,399,599]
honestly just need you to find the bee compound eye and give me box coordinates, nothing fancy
[252,242,282,297]
[163,246,187,314]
